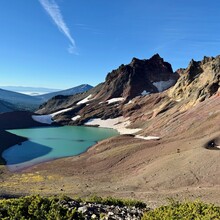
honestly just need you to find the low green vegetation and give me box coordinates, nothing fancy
[0,195,83,220]
[0,195,145,219]
[1,195,220,219]
[142,199,220,220]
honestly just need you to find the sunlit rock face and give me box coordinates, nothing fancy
[168,55,220,109]
[96,53,178,101]
[36,54,219,129]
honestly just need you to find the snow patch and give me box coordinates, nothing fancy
[32,107,73,124]
[84,116,141,134]
[141,90,150,96]
[106,97,125,104]
[153,79,175,92]
[135,135,160,140]
[50,107,73,117]
[32,115,53,124]
[77,94,93,105]
[72,115,81,121]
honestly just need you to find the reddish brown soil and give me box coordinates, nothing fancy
[0,96,219,207]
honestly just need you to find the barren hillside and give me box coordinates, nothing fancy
[1,54,219,207]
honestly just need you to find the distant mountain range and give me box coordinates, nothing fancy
[36,84,93,102]
[0,88,41,112]
[0,84,93,113]
[0,86,60,96]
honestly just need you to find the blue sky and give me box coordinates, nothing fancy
[0,0,220,89]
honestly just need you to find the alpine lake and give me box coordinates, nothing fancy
[2,126,119,171]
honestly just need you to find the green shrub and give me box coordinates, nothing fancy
[3,195,219,220]
[0,195,83,220]
[142,200,220,220]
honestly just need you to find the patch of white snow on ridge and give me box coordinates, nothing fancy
[32,107,73,124]
[84,116,141,135]
[106,97,125,104]
[141,90,150,96]
[32,115,53,124]
[135,135,160,140]
[85,117,121,128]
[77,94,93,105]
[72,115,81,121]
[153,79,175,92]
[50,107,73,117]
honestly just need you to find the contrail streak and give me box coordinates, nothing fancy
[39,0,76,53]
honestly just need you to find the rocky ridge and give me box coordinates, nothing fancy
[168,55,220,109]
[96,54,178,100]
[35,54,219,129]
[36,54,179,125]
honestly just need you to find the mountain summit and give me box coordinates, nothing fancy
[169,55,220,108]
[95,54,178,101]
[36,54,179,124]
[36,54,219,127]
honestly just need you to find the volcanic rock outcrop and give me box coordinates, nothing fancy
[96,54,178,100]
[122,55,220,136]
[36,55,220,127]
[34,54,220,141]
[36,54,179,124]
[169,55,220,109]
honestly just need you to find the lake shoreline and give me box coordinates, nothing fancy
[2,125,119,171]
[0,130,28,165]
[0,111,53,165]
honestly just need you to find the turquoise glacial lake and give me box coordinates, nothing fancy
[2,126,118,171]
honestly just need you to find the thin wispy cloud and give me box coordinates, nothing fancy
[38,0,76,54]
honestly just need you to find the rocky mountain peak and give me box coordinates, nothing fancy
[168,55,220,107]
[97,54,178,101]
[36,54,219,127]
[130,57,143,66]
[175,68,186,75]
[149,53,163,60]
[201,56,214,64]
[185,59,203,81]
